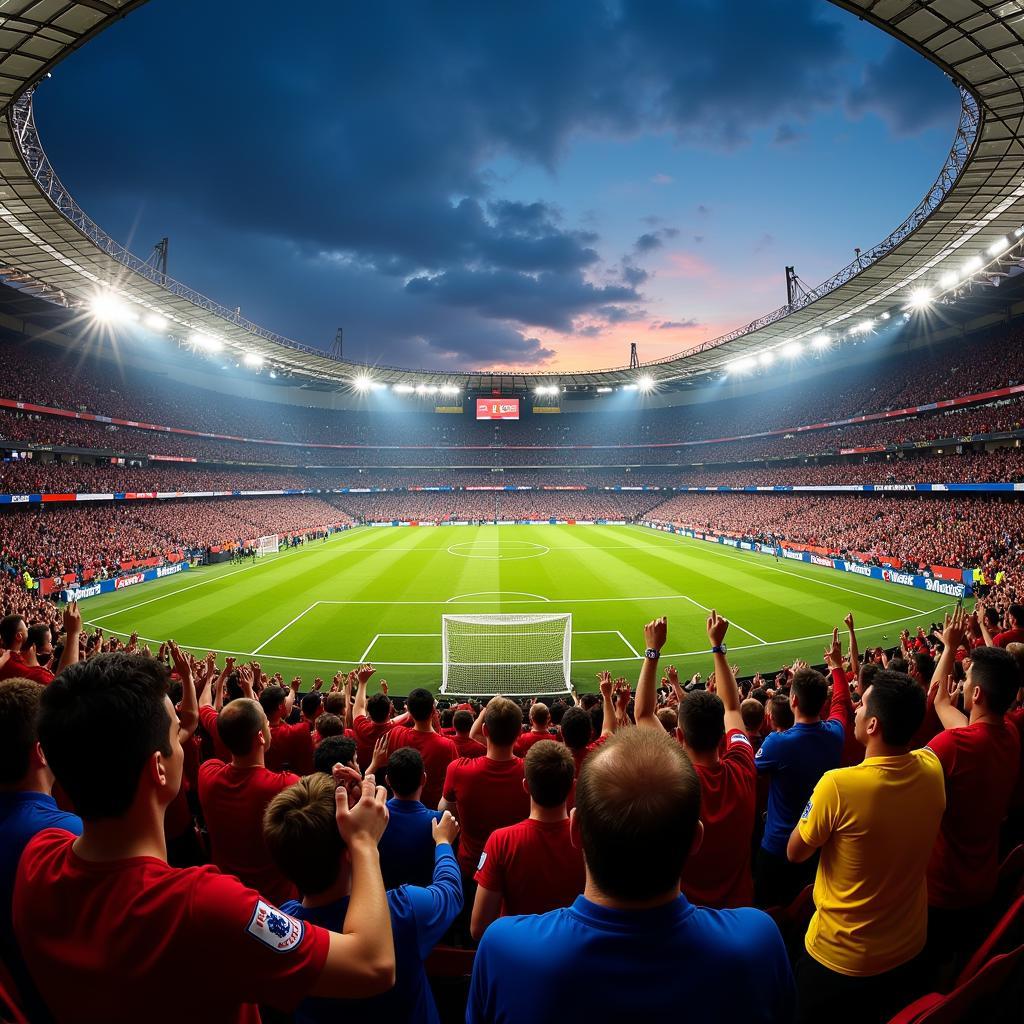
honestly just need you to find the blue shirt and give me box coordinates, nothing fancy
[378,797,442,890]
[0,791,82,1022]
[756,720,846,857]
[469,894,794,1024]
[282,843,462,1024]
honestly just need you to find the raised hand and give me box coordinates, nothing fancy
[356,664,376,685]
[367,735,389,777]
[706,609,729,647]
[334,767,389,846]
[597,670,613,699]
[62,600,82,636]
[843,612,855,631]
[644,616,667,652]
[824,627,842,669]
[380,680,388,695]
[432,810,460,847]
[940,605,969,651]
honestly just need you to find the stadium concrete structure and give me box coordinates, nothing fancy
[0,1,1020,395]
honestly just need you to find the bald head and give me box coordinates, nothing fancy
[574,728,701,902]
[530,702,550,727]
[218,698,269,757]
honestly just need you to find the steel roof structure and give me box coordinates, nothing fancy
[0,0,1021,392]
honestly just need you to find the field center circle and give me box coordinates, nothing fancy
[446,541,550,560]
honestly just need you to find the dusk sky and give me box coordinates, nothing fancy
[35,0,961,372]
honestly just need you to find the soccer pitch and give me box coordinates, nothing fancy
[78,524,959,692]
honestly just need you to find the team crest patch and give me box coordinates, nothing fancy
[477,851,487,871]
[801,799,813,821]
[247,900,305,952]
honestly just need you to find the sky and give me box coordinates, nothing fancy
[34,0,962,372]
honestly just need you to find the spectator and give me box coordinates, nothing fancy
[741,697,766,753]
[471,740,584,938]
[787,671,946,1024]
[386,688,457,809]
[12,650,396,1022]
[313,735,358,775]
[768,693,795,732]
[754,630,852,907]
[467,727,795,1024]
[260,683,314,775]
[352,667,402,772]
[993,603,1024,647]
[452,709,486,759]
[513,702,556,756]
[265,774,463,1024]
[0,679,82,1022]
[198,696,301,906]
[378,748,443,890]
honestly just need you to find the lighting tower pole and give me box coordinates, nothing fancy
[629,342,639,369]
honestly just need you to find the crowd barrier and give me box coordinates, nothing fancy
[639,522,973,599]
[59,561,189,603]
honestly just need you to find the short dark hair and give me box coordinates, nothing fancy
[453,709,474,734]
[740,698,765,733]
[791,668,829,716]
[859,662,880,691]
[575,729,700,901]
[315,713,344,739]
[258,686,288,720]
[313,735,356,775]
[324,692,347,715]
[768,693,794,730]
[970,646,1020,715]
[406,688,434,723]
[912,652,934,686]
[484,697,522,746]
[864,671,925,747]
[560,706,592,750]
[387,747,425,797]
[39,653,173,820]
[25,623,51,653]
[264,775,343,896]
[217,699,265,757]
[1009,604,1024,627]
[677,691,725,753]
[300,692,322,718]
[366,692,391,723]
[524,741,574,807]
[0,679,44,784]
[0,615,24,647]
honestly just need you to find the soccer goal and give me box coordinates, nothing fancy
[256,534,280,557]
[440,613,572,696]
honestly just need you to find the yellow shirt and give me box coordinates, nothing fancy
[798,748,946,976]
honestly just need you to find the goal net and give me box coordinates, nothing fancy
[256,534,280,556]
[441,613,572,696]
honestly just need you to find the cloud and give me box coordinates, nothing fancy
[774,123,804,144]
[651,318,701,329]
[651,172,674,184]
[753,233,775,253]
[635,232,663,252]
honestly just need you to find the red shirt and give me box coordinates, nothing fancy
[993,627,1024,648]
[198,705,231,762]
[351,714,394,772]
[443,756,530,873]
[266,719,314,775]
[680,730,757,909]
[1005,708,1024,811]
[198,760,300,906]
[453,734,486,759]
[13,829,329,1024]
[513,731,557,757]
[387,726,457,809]
[0,652,54,686]
[927,720,1022,909]
[475,817,585,916]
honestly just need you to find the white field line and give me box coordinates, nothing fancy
[94,607,950,668]
[446,591,551,602]
[250,603,321,656]
[679,594,767,645]
[616,629,642,658]
[630,525,932,615]
[358,634,382,662]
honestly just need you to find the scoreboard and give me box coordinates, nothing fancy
[476,398,520,421]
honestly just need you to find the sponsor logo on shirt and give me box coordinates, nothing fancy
[801,799,813,820]
[246,900,305,952]
[477,851,487,871]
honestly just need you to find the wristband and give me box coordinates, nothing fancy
[644,648,661,660]
[711,644,727,654]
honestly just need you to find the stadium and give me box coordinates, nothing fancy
[0,1,1023,1022]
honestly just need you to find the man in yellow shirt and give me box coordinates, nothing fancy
[786,670,946,1024]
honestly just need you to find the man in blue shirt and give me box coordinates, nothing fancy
[469,627,794,1024]
[755,632,852,907]
[378,746,443,889]
[264,772,462,1024]
[0,678,83,1021]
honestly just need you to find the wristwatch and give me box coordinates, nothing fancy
[644,648,660,660]
[711,644,727,654]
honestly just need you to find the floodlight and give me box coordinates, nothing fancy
[440,384,460,396]
[852,319,874,335]
[144,312,169,331]
[906,287,932,311]
[782,341,802,358]
[880,311,890,321]
[88,291,135,323]
[940,270,958,289]
[963,256,983,274]
[622,383,639,391]
[812,333,831,350]
[190,332,223,353]
[758,351,774,367]
[393,383,415,394]
[988,237,1009,256]
[352,373,373,391]
[596,386,613,393]
[637,375,655,392]
[244,352,265,368]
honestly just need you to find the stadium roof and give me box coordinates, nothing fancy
[0,0,1021,391]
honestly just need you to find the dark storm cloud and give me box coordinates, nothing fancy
[34,0,956,367]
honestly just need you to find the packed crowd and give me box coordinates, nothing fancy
[0,603,1021,1023]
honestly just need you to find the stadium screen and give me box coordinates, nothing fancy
[476,398,520,421]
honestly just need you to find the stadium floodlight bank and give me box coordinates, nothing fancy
[441,613,572,696]
[256,534,280,556]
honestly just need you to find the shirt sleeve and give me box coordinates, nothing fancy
[442,759,460,803]
[796,772,841,850]
[198,705,219,741]
[826,667,853,734]
[927,728,957,776]
[754,731,780,774]
[189,871,330,1011]
[473,830,504,892]
[397,843,464,957]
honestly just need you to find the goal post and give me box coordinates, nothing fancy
[440,613,572,696]
[256,534,280,556]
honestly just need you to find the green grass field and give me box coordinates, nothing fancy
[77,524,959,692]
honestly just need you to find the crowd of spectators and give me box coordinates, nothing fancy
[1,604,1021,1022]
